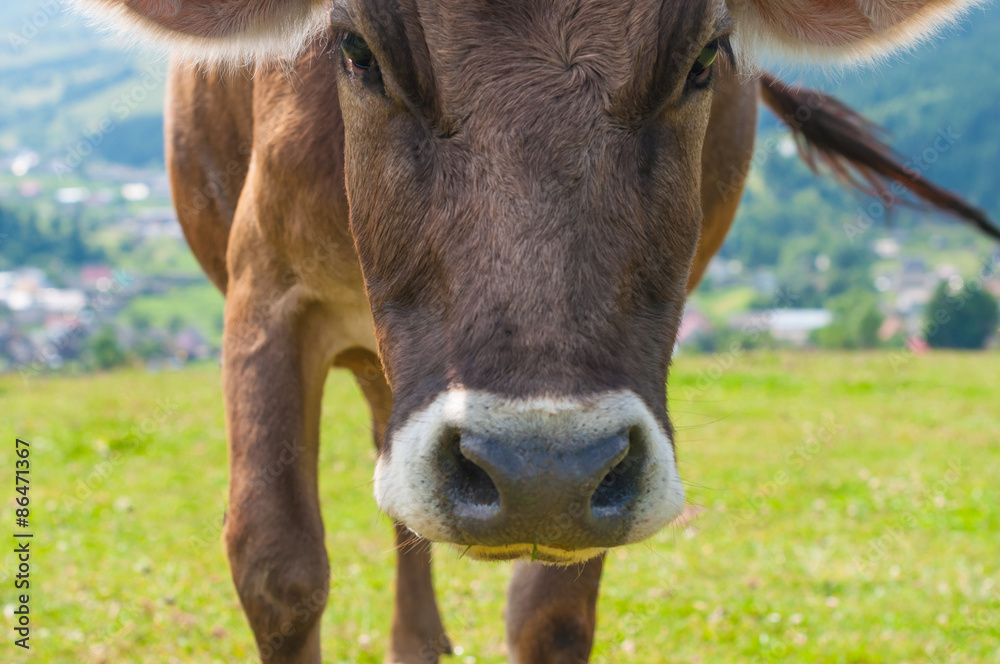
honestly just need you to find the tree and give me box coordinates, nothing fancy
[89,327,127,370]
[925,281,1000,350]
[0,203,106,270]
[811,289,884,349]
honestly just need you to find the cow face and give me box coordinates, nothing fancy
[334,0,725,562]
[81,0,986,562]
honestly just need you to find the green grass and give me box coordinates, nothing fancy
[2,351,998,663]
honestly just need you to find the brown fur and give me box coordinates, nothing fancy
[165,63,253,292]
[161,4,993,663]
[688,63,759,289]
[506,557,604,663]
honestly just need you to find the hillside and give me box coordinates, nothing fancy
[0,5,167,167]
[766,6,1000,215]
[1,5,998,372]
[2,5,999,205]
[723,6,1000,271]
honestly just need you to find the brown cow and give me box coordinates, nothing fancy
[78,0,996,662]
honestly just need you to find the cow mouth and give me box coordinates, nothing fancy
[457,543,606,565]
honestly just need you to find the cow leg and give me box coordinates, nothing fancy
[506,556,604,664]
[222,291,334,663]
[387,525,452,662]
[336,349,451,664]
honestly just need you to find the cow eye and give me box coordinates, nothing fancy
[687,40,719,90]
[341,33,375,70]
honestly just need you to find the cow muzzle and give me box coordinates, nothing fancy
[373,389,684,564]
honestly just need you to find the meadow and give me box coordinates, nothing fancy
[1,351,998,663]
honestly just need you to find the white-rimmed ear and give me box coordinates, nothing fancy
[72,0,332,65]
[729,0,988,66]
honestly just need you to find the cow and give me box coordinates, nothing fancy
[78,0,997,662]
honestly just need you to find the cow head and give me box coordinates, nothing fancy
[338,0,723,562]
[81,0,986,562]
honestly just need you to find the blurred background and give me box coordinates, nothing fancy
[1,4,999,374]
[2,5,1000,664]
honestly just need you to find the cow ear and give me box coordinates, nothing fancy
[72,0,331,65]
[728,0,987,66]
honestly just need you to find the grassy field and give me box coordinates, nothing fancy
[1,351,998,663]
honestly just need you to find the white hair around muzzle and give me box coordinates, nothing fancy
[373,388,685,555]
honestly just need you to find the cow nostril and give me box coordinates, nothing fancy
[590,427,643,515]
[455,451,501,507]
[444,430,501,513]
